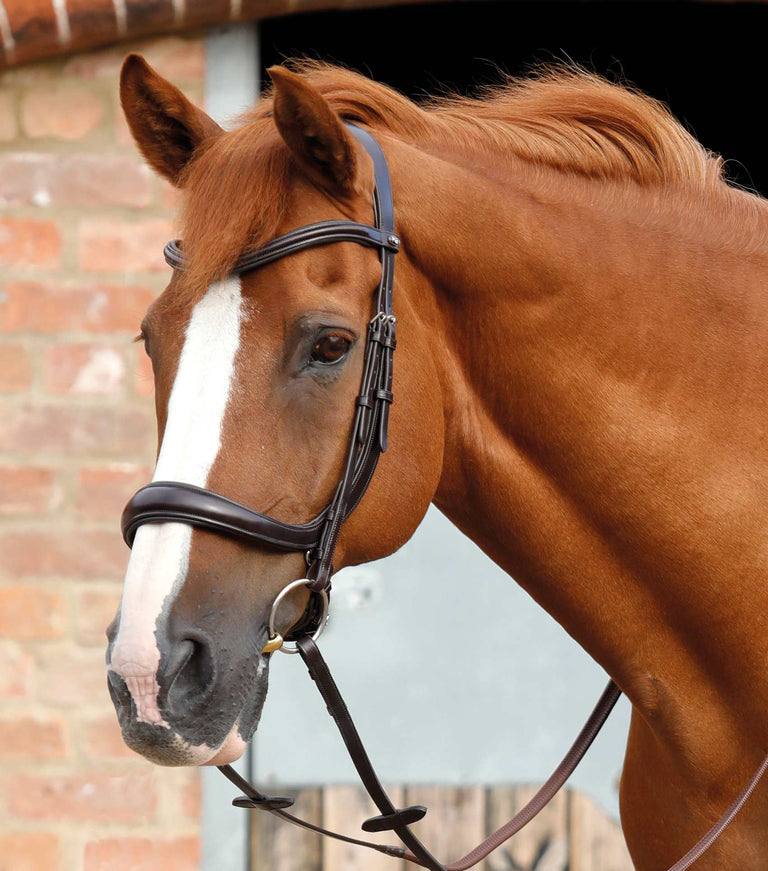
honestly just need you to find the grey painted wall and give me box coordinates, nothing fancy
[256,506,631,813]
[200,23,632,870]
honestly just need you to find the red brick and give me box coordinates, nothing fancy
[36,644,112,707]
[76,465,150,520]
[160,178,182,210]
[63,42,129,79]
[64,36,205,82]
[186,0,230,28]
[84,836,199,871]
[183,773,201,821]
[7,771,157,822]
[0,280,158,335]
[5,0,59,69]
[0,586,67,639]
[75,588,121,645]
[0,154,152,208]
[142,36,206,81]
[83,714,140,760]
[125,0,174,37]
[21,87,103,141]
[0,343,32,392]
[43,343,126,395]
[0,715,68,759]
[0,641,34,698]
[0,466,58,515]
[0,91,17,142]
[240,0,289,19]
[0,832,62,871]
[115,108,135,149]
[0,61,56,87]
[0,404,153,458]
[80,218,175,273]
[0,217,61,267]
[67,0,118,56]
[0,529,127,580]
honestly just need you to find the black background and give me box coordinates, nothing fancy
[260,1,768,196]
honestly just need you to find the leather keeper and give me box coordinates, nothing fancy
[232,794,295,811]
[362,805,427,833]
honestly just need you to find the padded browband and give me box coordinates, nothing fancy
[164,221,399,275]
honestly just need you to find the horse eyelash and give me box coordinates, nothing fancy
[133,332,151,357]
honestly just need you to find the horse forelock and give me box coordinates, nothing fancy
[176,118,294,296]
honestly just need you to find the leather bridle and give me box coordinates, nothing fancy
[122,123,398,647]
[120,124,767,870]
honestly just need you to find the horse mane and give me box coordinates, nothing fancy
[276,61,725,189]
[179,63,730,291]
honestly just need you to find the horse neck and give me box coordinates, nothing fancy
[391,135,768,735]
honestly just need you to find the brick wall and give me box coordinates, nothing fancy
[0,33,207,871]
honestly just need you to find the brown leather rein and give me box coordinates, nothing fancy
[121,125,767,870]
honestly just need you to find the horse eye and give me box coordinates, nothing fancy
[311,334,351,365]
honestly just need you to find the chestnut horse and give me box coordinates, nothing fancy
[107,54,768,869]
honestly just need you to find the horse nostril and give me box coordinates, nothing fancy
[163,636,216,714]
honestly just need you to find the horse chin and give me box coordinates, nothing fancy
[117,708,256,767]
[202,725,249,765]
[116,721,207,766]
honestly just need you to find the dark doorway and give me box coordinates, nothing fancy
[260,1,768,196]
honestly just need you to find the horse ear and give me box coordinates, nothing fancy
[268,66,359,196]
[120,53,222,186]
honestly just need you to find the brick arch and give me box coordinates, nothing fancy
[0,0,439,68]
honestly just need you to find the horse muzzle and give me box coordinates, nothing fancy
[106,615,269,766]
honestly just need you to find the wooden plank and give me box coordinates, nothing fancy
[322,784,406,871]
[250,786,323,871]
[249,784,635,871]
[404,785,486,871]
[568,791,634,871]
[486,785,569,871]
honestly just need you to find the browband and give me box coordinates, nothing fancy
[164,221,399,275]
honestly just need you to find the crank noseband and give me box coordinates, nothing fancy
[121,124,398,651]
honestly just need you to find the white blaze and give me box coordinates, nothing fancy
[110,278,244,729]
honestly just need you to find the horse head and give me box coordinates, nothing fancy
[106,55,444,766]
